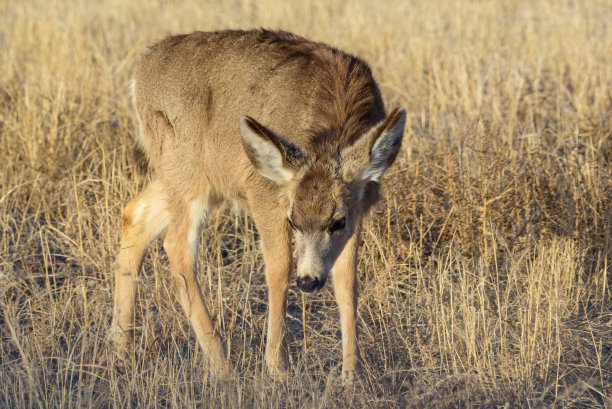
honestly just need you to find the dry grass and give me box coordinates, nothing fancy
[1,0,611,407]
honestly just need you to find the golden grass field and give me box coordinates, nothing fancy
[1,0,611,407]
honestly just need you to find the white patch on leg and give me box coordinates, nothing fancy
[145,199,170,239]
[128,184,171,245]
[187,196,209,253]
[131,200,147,225]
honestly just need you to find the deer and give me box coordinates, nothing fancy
[108,29,406,383]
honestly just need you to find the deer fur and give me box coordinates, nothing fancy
[108,29,406,382]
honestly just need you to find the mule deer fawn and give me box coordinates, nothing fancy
[109,29,406,382]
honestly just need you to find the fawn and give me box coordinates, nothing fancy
[109,29,406,382]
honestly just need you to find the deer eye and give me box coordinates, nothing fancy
[286,218,297,231]
[328,217,346,234]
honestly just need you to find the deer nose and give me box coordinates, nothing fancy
[296,276,321,293]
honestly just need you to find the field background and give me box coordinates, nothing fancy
[1,0,611,407]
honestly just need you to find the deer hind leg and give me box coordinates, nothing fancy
[332,226,362,383]
[163,194,230,379]
[109,180,170,351]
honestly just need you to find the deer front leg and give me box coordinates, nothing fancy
[250,202,292,377]
[332,226,361,383]
[263,245,291,377]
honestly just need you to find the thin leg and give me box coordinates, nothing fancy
[250,200,292,376]
[163,197,230,378]
[332,225,361,382]
[109,181,170,350]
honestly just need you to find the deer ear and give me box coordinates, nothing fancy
[341,108,406,183]
[240,116,306,185]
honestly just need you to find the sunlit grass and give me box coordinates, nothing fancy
[1,0,610,407]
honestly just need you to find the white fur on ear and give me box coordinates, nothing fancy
[358,108,406,183]
[239,117,296,185]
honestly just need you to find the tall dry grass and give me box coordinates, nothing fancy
[0,0,610,407]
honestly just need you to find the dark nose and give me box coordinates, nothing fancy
[296,276,321,293]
